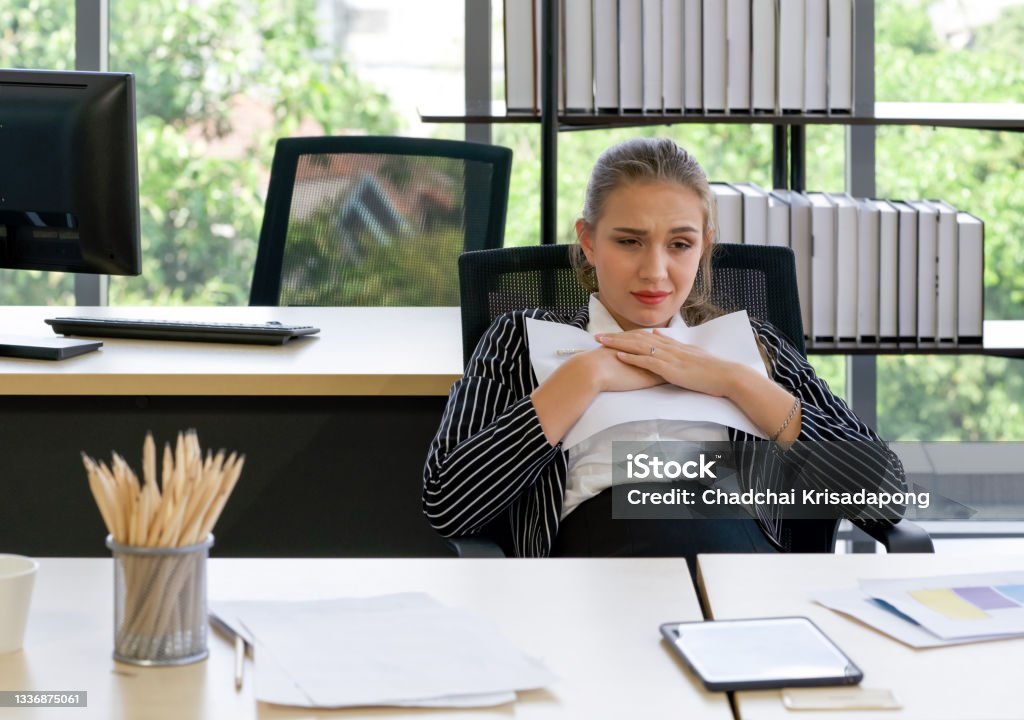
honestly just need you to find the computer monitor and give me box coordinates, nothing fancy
[0,68,141,275]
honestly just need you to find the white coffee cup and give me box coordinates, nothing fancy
[0,555,39,653]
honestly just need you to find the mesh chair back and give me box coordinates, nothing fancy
[250,136,512,306]
[459,243,806,366]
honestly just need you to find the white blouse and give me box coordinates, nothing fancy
[562,295,730,519]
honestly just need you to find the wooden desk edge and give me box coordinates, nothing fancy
[0,373,462,396]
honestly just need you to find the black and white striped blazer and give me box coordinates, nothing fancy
[423,307,906,556]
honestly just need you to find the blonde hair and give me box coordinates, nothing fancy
[569,137,722,326]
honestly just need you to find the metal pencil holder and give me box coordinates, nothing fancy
[107,534,214,666]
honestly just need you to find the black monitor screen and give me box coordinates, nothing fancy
[0,68,141,275]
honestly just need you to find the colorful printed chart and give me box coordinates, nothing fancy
[859,572,1024,640]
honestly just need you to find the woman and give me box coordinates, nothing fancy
[423,137,905,560]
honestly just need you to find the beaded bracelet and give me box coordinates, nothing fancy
[770,397,801,442]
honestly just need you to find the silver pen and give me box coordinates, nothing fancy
[210,613,250,692]
[234,634,245,691]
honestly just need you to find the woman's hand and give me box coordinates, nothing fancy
[567,345,666,393]
[531,343,665,446]
[595,328,743,398]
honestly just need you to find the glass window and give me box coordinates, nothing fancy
[876,0,1024,104]
[107,0,462,306]
[875,1,1024,440]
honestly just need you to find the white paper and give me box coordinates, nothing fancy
[859,572,1024,640]
[210,593,554,708]
[526,310,769,449]
[812,588,992,648]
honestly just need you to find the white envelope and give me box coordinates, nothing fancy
[526,310,770,449]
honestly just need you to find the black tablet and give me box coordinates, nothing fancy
[660,616,864,691]
[0,335,102,361]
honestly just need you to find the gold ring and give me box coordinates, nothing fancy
[649,345,656,357]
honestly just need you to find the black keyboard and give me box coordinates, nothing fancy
[45,316,320,345]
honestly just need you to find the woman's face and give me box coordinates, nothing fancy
[578,180,708,331]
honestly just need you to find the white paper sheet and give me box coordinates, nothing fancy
[210,593,555,709]
[858,572,1024,640]
[526,310,769,448]
[812,588,998,648]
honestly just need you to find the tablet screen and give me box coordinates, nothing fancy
[661,617,863,691]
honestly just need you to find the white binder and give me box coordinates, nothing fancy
[703,0,727,111]
[828,193,858,343]
[594,0,620,110]
[504,0,537,111]
[827,0,853,112]
[683,0,703,111]
[767,193,791,248]
[929,199,959,344]
[642,0,663,111]
[778,0,805,111]
[772,189,813,339]
[808,192,837,343]
[733,182,769,245]
[872,199,899,346]
[711,182,744,244]
[890,201,918,345]
[726,0,751,111]
[956,212,985,345]
[662,0,685,111]
[619,0,644,111]
[804,0,827,112]
[856,199,881,343]
[907,200,938,344]
[535,0,544,110]
[751,0,777,111]
[563,0,595,112]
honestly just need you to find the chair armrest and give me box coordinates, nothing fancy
[858,519,935,553]
[446,537,506,558]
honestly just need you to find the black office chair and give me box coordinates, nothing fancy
[249,136,512,306]
[459,242,806,367]
[451,243,933,557]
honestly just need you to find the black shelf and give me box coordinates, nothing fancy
[807,321,1024,357]
[423,0,1023,360]
[809,345,1021,358]
[420,101,1024,132]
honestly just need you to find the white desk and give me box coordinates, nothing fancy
[0,306,463,396]
[0,558,728,719]
[697,554,1024,720]
[0,307,466,556]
